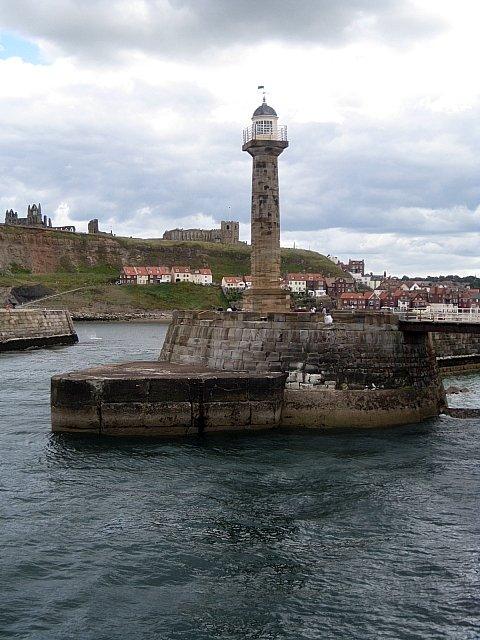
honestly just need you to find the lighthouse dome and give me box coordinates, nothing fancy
[252,102,277,118]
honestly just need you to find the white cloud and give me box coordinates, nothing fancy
[0,0,479,276]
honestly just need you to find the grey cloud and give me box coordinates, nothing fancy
[0,0,444,60]
[280,109,480,236]
[1,58,480,276]
[0,79,250,232]
[3,87,480,239]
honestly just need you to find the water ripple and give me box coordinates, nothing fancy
[0,322,479,639]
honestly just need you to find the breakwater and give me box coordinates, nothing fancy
[0,309,77,351]
[158,310,445,429]
[71,311,172,322]
[51,312,480,435]
[51,361,285,436]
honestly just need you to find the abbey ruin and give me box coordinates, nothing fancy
[4,204,75,232]
[163,220,242,244]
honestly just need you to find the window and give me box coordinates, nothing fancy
[255,120,273,135]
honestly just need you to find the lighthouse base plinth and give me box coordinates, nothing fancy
[242,288,291,313]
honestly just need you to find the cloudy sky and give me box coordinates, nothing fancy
[1,0,479,276]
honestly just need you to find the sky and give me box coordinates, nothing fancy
[0,0,479,276]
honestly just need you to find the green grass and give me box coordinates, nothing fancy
[116,282,227,310]
[0,269,117,291]
[23,282,227,313]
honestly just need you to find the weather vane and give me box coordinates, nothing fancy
[257,84,266,103]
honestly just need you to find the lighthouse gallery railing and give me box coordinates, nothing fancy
[243,125,288,144]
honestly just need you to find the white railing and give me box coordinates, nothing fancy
[243,124,288,144]
[395,308,480,323]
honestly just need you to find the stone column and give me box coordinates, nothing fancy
[242,139,291,313]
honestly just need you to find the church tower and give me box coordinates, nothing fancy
[242,95,290,313]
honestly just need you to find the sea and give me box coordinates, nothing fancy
[0,322,479,639]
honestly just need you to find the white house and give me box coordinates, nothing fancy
[171,266,191,282]
[221,276,252,291]
[286,273,326,296]
[358,273,385,290]
[286,274,307,293]
[190,268,213,285]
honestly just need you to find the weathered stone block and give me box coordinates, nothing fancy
[148,378,193,403]
[203,377,249,403]
[51,377,99,407]
[101,401,193,434]
[51,405,100,434]
[101,378,150,403]
[203,401,251,429]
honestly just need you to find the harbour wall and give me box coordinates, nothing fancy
[160,310,445,428]
[0,309,78,351]
[432,332,480,374]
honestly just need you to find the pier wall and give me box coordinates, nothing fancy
[51,362,285,436]
[432,332,480,374]
[432,332,480,357]
[0,309,77,351]
[160,310,445,428]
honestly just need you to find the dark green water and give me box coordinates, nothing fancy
[1,322,479,639]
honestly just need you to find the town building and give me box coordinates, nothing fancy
[346,259,365,276]
[163,221,242,244]
[119,266,172,285]
[119,265,213,286]
[325,276,355,298]
[338,292,373,309]
[357,273,385,289]
[285,274,307,293]
[285,273,326,297]
[459,289,480,309]
[171,266,191,283]
[190,269,213,285]
[221,276,252,292]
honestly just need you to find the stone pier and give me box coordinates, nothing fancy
[159,310,446,429]
[1,308,77,351]
[51,362,286,436]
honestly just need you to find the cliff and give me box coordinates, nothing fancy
[0,224,344,280]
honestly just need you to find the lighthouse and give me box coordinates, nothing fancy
[242,95,290,313]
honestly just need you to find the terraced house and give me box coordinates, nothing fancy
[119,266,212,285]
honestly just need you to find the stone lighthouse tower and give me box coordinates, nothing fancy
[242,96,291,313]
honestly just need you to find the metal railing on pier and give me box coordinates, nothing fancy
[395,308,480,323]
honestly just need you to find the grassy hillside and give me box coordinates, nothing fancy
[111,238,344,280]
[10,282,227,314]
[0,231,345,313]
[0,265,118,292]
